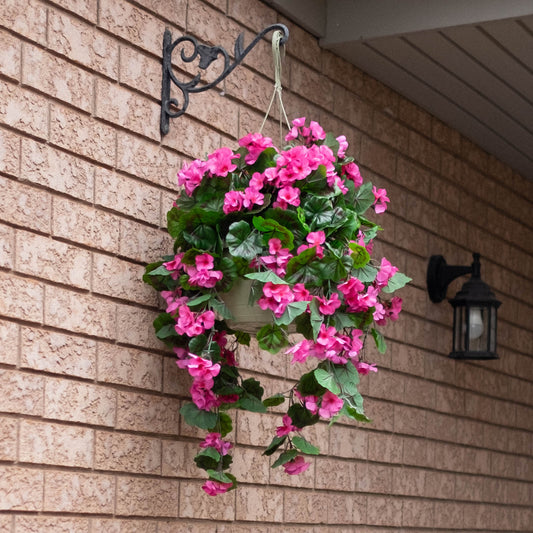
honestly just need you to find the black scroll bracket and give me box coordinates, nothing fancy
[160,23,289,136]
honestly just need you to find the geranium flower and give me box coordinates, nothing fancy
[372,186,390,213]
[318,391,343,419]
[283,455,310,475]
[202,480,233,496]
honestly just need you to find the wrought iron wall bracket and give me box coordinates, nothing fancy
[160,23,289,136]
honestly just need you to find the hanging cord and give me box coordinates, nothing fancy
[259,30,291,143]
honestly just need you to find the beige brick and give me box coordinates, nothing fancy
[44,377,116,426]
[44,471,115,513]
[368,432,403,464]
[116,390,180,434]
[0,80,48,138]
[0,272,44,324]
[135,0,186,26]
[0,318,18,366]
[52,197,120,254]
[50,0,97,21]
[360,136,397,179]
[369,368,404,402]
[0,0,46,45]
[290,60,334,111]
[431,441,462,471]
[90,519,157,533]
[162,440,204,478]
[403,375,435,409]
[22,44,93,112]
[97,343,162,391]
[0,128,20,177]
[329,424,368,459]
[322,50,364,96]
[235,410,277,447]
[356,461,393,493]
[236,485,283,522]
[44,286,117,339]
[119,45,161,98]
[0,416,17,460]
[284,489,328,524]
[314,457,356,491]
[50,104,116,165]
[21,327,96,379]
[402,437,435,468]
[0,465,43,511]
[94,431,161,474]
[15,516,90,533]
[119,218,172,262]
[116,477,179,517]
[19,419,94,468]
[0,369,43,415]
[21,139,95,201]
[99,0,166,56]
[225,445,269,485]
[115,304,164,350]
[0,177,51,233]
[434,501,463,530]
[162,355,192,396]
[424,470,455,499]
[401,498,435,528]
[117,131,180,189]
[187,90,239,139]
[398,97,432,136]
[179,480,235,520]
[237,337,286,377]
[373,111,410,153]
[394,404,426,436]
[15,230,91,289]
[95,79,160,141]
[48,9,118,78]
[333,85,373,132]
[94,167,161,226]
[0,28,21,81]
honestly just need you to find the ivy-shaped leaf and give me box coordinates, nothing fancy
[245,271,288,284]
[292,435,320,455]
[226,221,263,260]
[314,368,341,395]
[371,328,387,353]
[271,449,299,468]
[354,181,375,214]
[349,242,371,268]
[263,435,286,456]
[256,324,288,354]
[253,216,295,250]
[274,301,309,326]
[263,394,285,407]
[180,403,218,430]
[382,272,412,293]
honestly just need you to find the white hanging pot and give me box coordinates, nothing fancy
[221,279,273,334]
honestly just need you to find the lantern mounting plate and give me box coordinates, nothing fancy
[427,255,472,303]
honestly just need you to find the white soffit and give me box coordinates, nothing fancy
[265,0,533,179]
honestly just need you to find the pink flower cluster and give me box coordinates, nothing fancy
[258,238,293,277]
[177,354,221,411]
[296,390,344,419]
[258,282,311,318]
[286,325,364,366]
[200,432,233,456]
[164,253,223,289]
[202,479,233,496]
[178,148,239,196]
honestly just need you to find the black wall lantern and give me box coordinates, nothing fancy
[427,253,501,360]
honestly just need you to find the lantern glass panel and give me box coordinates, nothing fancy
[453,305,464,352]
[468,305,488,352]
[489,305,497,352]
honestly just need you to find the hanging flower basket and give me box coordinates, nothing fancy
[143,117,410,495]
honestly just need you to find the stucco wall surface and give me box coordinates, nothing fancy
[0,0,532,531]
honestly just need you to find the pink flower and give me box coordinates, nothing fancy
[202,479,233,496]
[177,354,220,385]
[276,415,298,437]
[186,266,223,288]
[177,159,207,196]
[372,186,390,214]
[286,339,312,364]
[373,302,386,321]
[243,186,265,209]
[190,383,219,411]
[347,330,364,358]
[303,395,319,415]
[175,305,204,336]
[200,433,233,456]
[163,253,185,280]
[292,283,311,302]
[278,186,300,207]
[309,120,326,141]
[238,132,274,164]
[206,147,239,177]
[317,293,341,315]
[389,297,402,321]
[375,257,398,287]
[355,361,378,375]
[258,282,295,317]
[336,135,349,158]
[223,190,245,214]
[342,162,363,187]
[283,455,310,475]
[318,391,343,419]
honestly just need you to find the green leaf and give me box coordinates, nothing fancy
[285,246,316,278]
[194,450,219,471]
[382,272,412,293]
[240,394,267,413]
[343,404,371,423]
[271,449,299,468]
[188,334,207,355]
[309,298,323,341]
[349,243,371,268]
[263,435,286,456]
[206,470,234,484]
[147,265,171,277]
[256,324,288,354]
[242,378,264,400]
[371,328,387,353]
[233,330,251,346]
[217,257,238,292]
[244,271,288,284]
[354,181,375,214]
[183,224,217,250]
[287,404,319,428]
[297,370,326,396]
[253,216,295,250]
[323,131,340,154]
[218,412,233,437]
[210,298,234,320]
[196,447,221,462]
[296,207,311,232]
[263,394,285,407]
[333,361,360,396]
[302,196,335,229]
[292,435,320,455]
[186,294,212,307]
[352,264,378,283]
[226,221,263,260]
[314,368,341,395]
[264,208,307,243]
[180,403,218,430]
[274,301,309,326]
[155,323,177,340]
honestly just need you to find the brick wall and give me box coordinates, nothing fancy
[0,0,532,530]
